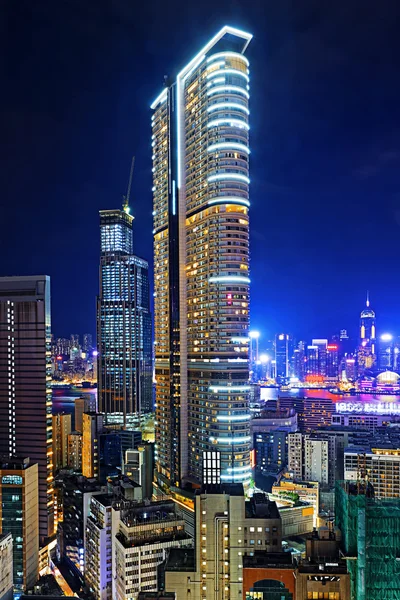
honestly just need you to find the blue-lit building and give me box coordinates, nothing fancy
[378,334,394,371]
[275,334,291,383]
[254,430,287,475]
[97,207,152,425]
[358,293,377,374]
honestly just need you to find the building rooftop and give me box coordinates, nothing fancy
[243,551,295,569]
[198,483,244,497]
[0,456,33,470]
[297,560,348,575]
[91,493,113,508]
[164,548,195,572]
[245,494,280,519]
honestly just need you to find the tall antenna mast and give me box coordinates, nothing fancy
[122,156,135,214]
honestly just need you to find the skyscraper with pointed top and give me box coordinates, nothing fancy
[97,173,152,425]
[358,291,377,373]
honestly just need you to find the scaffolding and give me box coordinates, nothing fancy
[335,481,400,600]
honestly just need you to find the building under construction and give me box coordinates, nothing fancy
[335,480,400,600]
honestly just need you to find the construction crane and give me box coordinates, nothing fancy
[122,156,135,214]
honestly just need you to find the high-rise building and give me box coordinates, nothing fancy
[275,334,290,382]
[85,494,116,600]
[326,343,339,379]
[312,339,328,377]
[75,394,97,433]
[0,532,13,600]
[67,432,83,471]
[358,292,377,373]
[82,413,104,479]
[113,500,192,600]
[83,333,93,353]
[0,457,39,594]
[344,446,400,497]
[0,276,54,540]
[152,25,253,491]
[97,207,152,423]
[123,444,154,500]
[292,341,305,381]
[52,413,72,471]
[164,485,282,600]
[288,432,336,489]
[335,480,400,600]
[378,333,394,371]
[306,345,319,377]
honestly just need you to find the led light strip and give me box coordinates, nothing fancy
[209,275,251,284]
[208,198,250,208]
[207,85,249,99]
[208,118,249,130]
[210,436,251,444]
[216,414,251,421]
[207,173,250,184]
[207,142,250,154]
[207,102,249,115]
[209,385,251,392]
[221,473,252,480]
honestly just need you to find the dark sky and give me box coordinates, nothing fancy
[1,0,400,343]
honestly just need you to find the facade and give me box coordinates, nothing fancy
[358,293,377,373]
[275,334,290,382]
[326,344,339,379]
[152,26,253,490]
[378,333,394,371]
[97,208,152,424]
[55,472,103,574]
[67,431,83,471]
[123,444,154,500]
[0,276,54,541]
[0,532,13,600]
[306,346,319,377]
[312,339,328,377]
[82,413,104,479]
[0,457,39,594]
[288,432,336,489]
[292,342,305,381]
[85,495,118,600]
[254,430,287,475]
[344,447,400,497]
[113,500,192,600]
[164,485,282,600]
[75,395,97,433]
[52,413,72,471]
[335,481,400,600]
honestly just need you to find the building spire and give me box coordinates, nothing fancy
[366,290,370,308]
[122,156,135,215]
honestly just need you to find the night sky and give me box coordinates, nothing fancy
[1,0,400,343]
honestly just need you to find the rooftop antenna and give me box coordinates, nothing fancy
[366,290,370,308]
[122,156,135,215]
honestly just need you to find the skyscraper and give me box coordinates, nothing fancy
[358,292,377,373]
[151,26,252,490]
[0,276,54,541]
[275,334,290,382]
[97,206,152,423]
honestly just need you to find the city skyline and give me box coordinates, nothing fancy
[2,1,400,339]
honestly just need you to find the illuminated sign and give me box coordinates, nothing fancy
[2,475,23,485]
[336,402,400,415]
[327,345,338,351]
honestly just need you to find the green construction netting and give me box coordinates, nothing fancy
[335,481,400,600]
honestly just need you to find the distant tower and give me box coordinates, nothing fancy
[358,291,377,373]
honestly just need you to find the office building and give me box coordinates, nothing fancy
[344,446,400,497]
[83,333,93,353]
[251,409,297,435]
[312,339,328,377]
[326,343,339,379]
[0,276,54,541]
[113,500,192,600]
[75,394,97,433]
[52,413,72,471]
[275,334,290,382]
[335,480,400,600]
[82,413,104,479]
[0,532,13,600]
[164,485,282,600]
[85,494,117,600]
[306,345,319,377]
[67,431,83,471]
[97,206,152,425]
[152,25,253,491]
[358,292,377,373]
[254,430,287,476]
[55,472,103,574]
[379,333,394,371]
[292,342,305,381]
[0,457,39,594]
[118,429,142,456]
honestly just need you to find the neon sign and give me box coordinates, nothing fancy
[336,402,400,415]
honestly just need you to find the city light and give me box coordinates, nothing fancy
[259,353,269,363]
[381,333,393,341]
[249,331,260,339]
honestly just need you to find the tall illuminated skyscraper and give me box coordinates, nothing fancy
[0,276,54,542]
[152,26,252,491]
[97,206,152,423]
[358,292,377,372]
